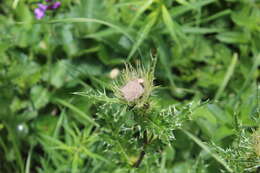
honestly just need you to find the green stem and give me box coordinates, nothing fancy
[133,130,148,168]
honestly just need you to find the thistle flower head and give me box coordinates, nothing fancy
[120,78,144,102]
[112,57,157,107]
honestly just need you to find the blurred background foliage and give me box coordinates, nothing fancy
[0,0,259,172]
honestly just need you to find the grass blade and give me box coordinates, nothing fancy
[153,36,176,89]
[129,0,154,27]
[127,10,158,61]
[186,9,231,26]
[182,129,234,173]
[161,5,183,46]
[215,53,238,100]
[49,18,134,42]
[53,98,99,127]
[25,147,33,173]
[171,0,215,18]
[182,26,226,34]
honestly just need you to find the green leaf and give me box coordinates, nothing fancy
[216,31,250,44]
[207,104,232,124]
[47,60,70,88]
[30,86,50,110]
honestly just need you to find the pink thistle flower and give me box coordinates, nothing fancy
[120,79,145,102]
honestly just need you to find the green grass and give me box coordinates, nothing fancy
[0,0,259,172]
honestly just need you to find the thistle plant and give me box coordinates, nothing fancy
[1,0,260,172]
[252,129,260,157]
[209,128,260,173]
[74,56,198,168]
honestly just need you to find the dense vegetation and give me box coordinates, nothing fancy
[0,0,259,172]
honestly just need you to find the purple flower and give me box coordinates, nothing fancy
[34,4,48,20]
[38,4,48,11]
[34,8,45,19]
[48,2,61,10]
[34,1,61,20]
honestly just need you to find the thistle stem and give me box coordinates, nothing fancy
[133,130,148,168]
